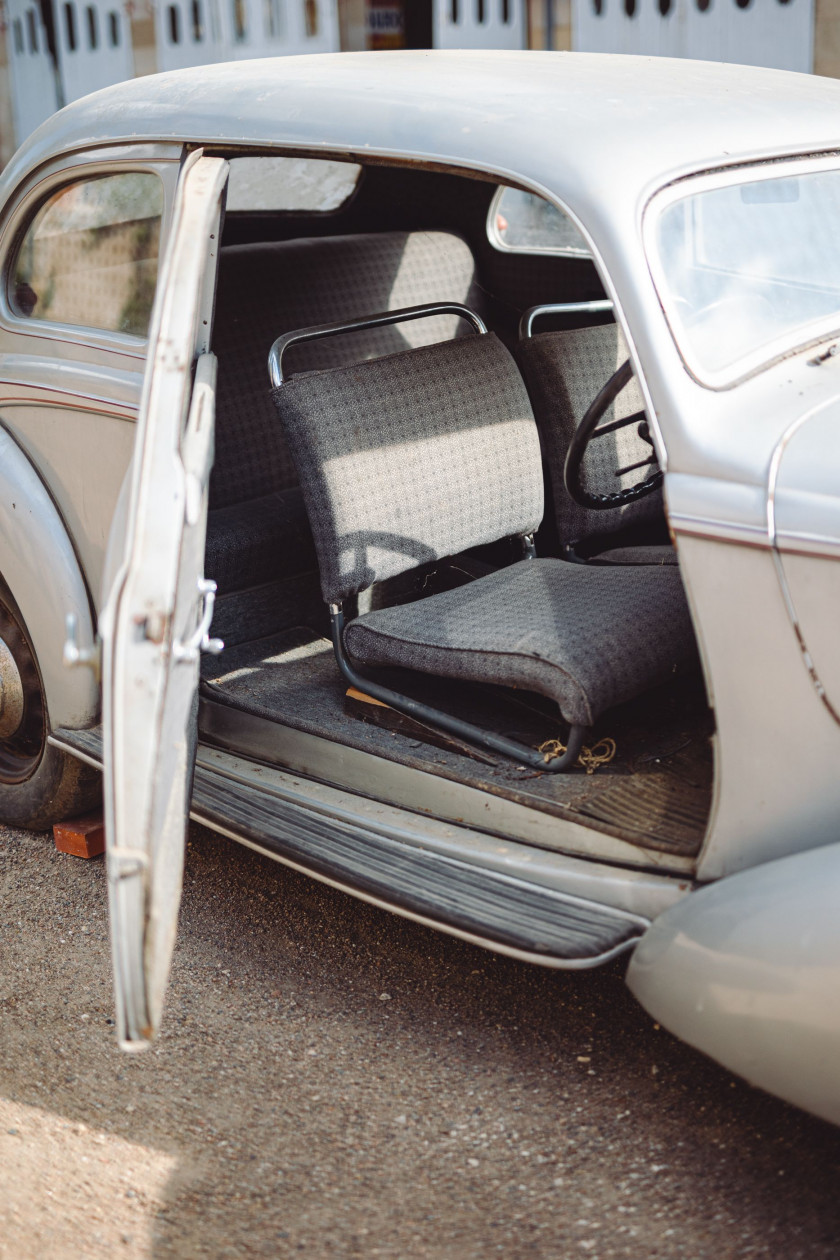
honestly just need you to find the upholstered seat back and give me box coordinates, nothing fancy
[211,231,482,509]
[515,323,664,546]
[272,333,544,605]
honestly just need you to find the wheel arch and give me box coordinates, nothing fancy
[0,423,98,730]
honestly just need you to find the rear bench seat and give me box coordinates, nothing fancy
[206,230,485,643]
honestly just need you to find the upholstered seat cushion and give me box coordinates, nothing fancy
[204,486,317,594]
[344,558,696,727]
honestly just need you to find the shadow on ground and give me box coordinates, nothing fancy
[1,821,839,1259]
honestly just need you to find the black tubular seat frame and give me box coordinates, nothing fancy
[269,302,588,774]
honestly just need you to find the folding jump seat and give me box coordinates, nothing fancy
[269,304,696,771]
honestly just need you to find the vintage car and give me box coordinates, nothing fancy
[0,51,838,1119]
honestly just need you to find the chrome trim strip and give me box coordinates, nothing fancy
[766,404,840,728]
[47,734,102,769]
[670,513,770,546]
[191,812,643,971]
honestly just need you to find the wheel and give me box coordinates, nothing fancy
[0,579,100,830]
[563,359,664,510]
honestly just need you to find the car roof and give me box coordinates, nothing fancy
[7,50,840,227]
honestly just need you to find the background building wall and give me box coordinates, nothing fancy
[528,0,570,50]
[572,0,815,74]
[1,0,840,171]
[815,0,840,76]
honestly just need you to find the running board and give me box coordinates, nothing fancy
[50,726,648,968]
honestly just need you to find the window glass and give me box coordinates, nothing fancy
[226,156,361,212]
[11,172,164,338]
[652,168,840,381]
[489,186,591,258]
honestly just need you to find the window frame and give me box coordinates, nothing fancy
[0,148,181,360]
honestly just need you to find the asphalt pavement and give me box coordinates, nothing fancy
[1,818,839,1259]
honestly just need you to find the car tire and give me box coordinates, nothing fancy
[0,579,100,831]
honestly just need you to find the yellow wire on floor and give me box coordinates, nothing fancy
[538,736,617,774]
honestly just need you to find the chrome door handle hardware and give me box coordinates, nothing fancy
[172,578,224,663]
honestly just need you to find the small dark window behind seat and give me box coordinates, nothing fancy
[206,230,485,643]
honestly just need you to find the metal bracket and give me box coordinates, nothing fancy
[172,578,224,664]
[63,613,102,682]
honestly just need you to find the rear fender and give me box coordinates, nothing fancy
[0,424,98,729]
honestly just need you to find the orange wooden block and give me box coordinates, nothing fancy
[53,811,105,859]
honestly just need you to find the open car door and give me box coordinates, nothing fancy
[99,151,228,1049]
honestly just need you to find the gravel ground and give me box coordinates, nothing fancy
[1,818,840,1260]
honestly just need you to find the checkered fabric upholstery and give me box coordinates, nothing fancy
[346,557,697,727]
[212,231,482,508]
[515,324,667,547]
[272,333,544,604]
[272,323,696,729]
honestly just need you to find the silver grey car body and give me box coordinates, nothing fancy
[0,51,838,1120]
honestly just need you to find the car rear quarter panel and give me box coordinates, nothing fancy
[0,423,98,728]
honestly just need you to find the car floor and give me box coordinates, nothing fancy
[199,624,713,861]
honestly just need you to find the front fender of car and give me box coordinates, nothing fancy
[627,844,840,1127]
[0,424,98,729]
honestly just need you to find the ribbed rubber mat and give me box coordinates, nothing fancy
[51,723,647,963]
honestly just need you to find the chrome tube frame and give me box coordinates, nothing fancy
[518,300,614,341]
[269,302,488,387]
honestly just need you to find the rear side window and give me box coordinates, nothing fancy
[11,171,164,337]
[489,186,591,259]
[226,156,361,212]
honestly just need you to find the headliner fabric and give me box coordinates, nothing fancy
[211,230,482,508]
[272,333,544,605]
[345,557,697,728]
[515,324,665,546]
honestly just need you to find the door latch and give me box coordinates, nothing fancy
[172,578,224,664]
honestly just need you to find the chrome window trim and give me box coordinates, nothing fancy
[486,184,593,259]
[644,152,840,392]
[0,147,182,362]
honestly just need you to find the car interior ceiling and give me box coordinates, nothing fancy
[200,159,713,863]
